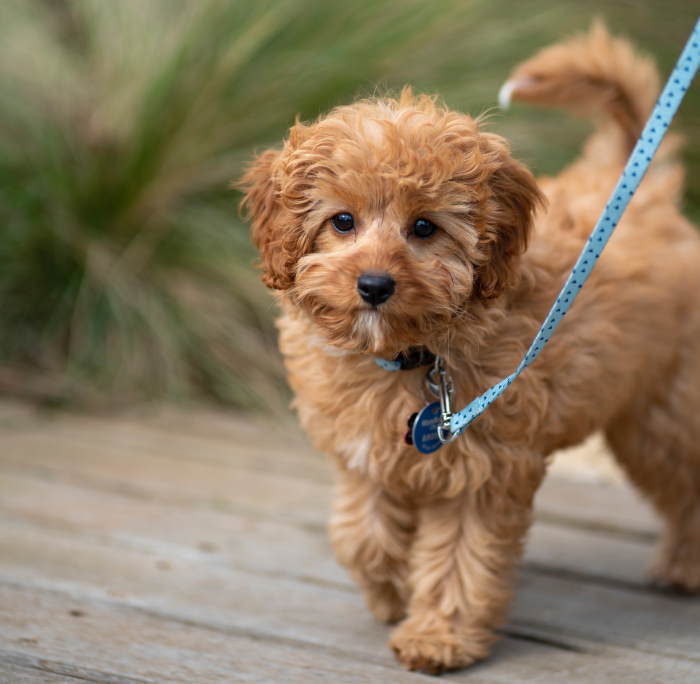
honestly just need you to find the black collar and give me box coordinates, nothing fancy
[390,346,436,371]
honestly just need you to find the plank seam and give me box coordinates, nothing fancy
[535,512,658,544]
[0,649,154,684]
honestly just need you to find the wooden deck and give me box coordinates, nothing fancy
[0,400,698,683]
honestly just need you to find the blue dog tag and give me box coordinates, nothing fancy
[411,402,442,454]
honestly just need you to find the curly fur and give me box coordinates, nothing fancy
[240,24,700,673]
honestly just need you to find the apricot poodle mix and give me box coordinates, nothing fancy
[241,25,700,672]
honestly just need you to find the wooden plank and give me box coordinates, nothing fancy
[0,470,653,590]
[0,659,113,684]
[0,400,296,446]
[2,576,699,684]
[511,573,700,666]
[482,638,700,684]
[0,432,332,527]
[0,426,661,541]
[527,521,651,586]
[0,514,698,665]
[34,414,331,483]
[0,400,660,537]
[0,472,345,589]
[0,402,318,474]
[0,583,436,684]
[536,475,659,539]
[0,515,386,656]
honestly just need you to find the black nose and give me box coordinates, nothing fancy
[357,272,395,306]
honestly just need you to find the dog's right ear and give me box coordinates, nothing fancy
[239,148,296,290]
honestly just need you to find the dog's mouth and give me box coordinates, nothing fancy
[300,297,448,358]
[295,295,394,354]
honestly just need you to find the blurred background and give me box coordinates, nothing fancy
[1,0,697,414]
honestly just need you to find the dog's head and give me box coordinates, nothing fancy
[240,89,543,356]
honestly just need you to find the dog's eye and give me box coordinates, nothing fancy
[331,212,355,233]
[412,218,437,239]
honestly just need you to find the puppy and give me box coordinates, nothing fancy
[241,24,700,673]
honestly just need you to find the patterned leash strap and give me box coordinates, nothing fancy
[449,16,700,437]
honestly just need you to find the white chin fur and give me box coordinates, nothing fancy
[498,80,517,110]
[353,309,385,351]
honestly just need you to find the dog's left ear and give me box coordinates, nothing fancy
[473,133,545,300]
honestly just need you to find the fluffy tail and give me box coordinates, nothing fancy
[500,21,660,155]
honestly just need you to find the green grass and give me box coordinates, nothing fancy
[0,0,697,409]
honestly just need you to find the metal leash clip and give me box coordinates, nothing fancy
[426,357,458,445]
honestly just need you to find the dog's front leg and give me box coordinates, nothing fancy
[329,469,416,623]
[390,472,540,673]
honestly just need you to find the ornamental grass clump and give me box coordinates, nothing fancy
[0,0,695,408]
[0,0,470,408]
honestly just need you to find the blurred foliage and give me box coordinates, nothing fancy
[0,0,697,409]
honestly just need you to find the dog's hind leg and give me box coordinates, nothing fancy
[329,469,415,623]
[605,327,700,593]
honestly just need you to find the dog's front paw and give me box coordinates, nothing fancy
[389,617,491,674]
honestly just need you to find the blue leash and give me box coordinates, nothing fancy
[380,18,700,454]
